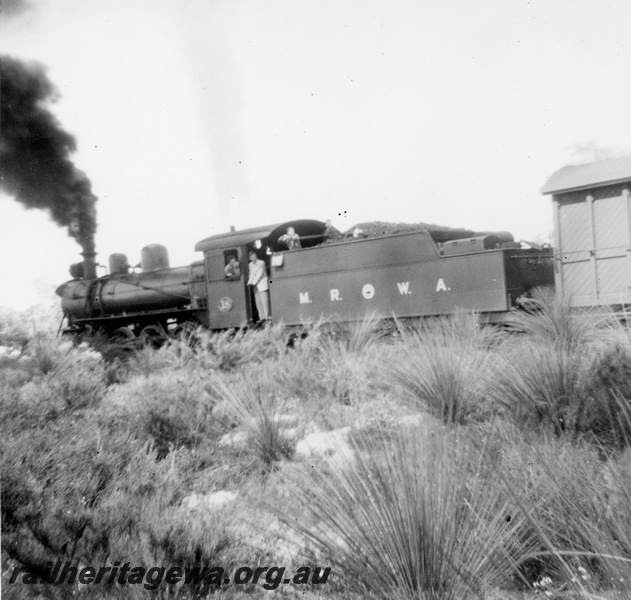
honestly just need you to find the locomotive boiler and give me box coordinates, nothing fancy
[56,244,208,340]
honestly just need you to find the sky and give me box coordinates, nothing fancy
[1,0,630,309]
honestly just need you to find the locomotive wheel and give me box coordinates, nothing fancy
[110,327,136,343]
[102,326,137,358]
[139,324,168,348]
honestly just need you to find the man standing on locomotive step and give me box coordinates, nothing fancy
[247,250,270,322]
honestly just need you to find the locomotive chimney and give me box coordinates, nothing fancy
[81,250,97,280]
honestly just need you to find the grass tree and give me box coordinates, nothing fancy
[274,428,540,599]
[390,313,499,424]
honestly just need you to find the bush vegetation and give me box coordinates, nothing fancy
[2,303,631,598]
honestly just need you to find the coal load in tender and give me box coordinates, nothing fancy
[324,221,476,243]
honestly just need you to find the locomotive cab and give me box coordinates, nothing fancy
[195,219,330,327]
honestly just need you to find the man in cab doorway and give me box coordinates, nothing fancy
[247,250,270,322]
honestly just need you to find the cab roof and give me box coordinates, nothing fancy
[195,219,328,253]
[195,224,280,252]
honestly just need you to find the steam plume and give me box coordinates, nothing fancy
[567,141,628,166]
[0,55,97,254]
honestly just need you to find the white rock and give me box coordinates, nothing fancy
[218,430,249,447]
[204,490,237,508]
[398,413,426,428]
[295,427,354,468]
[282,427,299,440]
[274,413,298,427]
[181,490,237,512]
[295,427,350,456]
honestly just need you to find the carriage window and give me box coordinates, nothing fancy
[223,249,241,280]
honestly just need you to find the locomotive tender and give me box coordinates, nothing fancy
[56,157,631,339]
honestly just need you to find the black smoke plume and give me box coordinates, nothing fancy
[0,55,97,254]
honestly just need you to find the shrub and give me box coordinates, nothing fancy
[2,440,237,599]
[54,359,107,411]
[1,376,238,598]
[83,328,138,364]
[213,372,297,470]
[1,407,137,592]
[491,341,589,438]
[492,338,631,449]
[0,305,60,352]
[501,435,631,595]
[586,342,631,450]
[312,338,373,405]
[96,448,233,562]
[127,344,178,378]
[102,357,130,386]
[276,316,398,411]
[328,312,388,355]
[505,287,619,352]
[144,408,198,459]
[100,371,218,458]
[198,325,287,372]
[3,345,107,431]
[0,307,31,351]
[29,334,62,375]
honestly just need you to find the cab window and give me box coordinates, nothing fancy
[223,249,241,280]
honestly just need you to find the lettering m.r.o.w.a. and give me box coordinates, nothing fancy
[397,281,410,295]
[436,278,450,292]
[330,289,342,301]
[296,278,452,306]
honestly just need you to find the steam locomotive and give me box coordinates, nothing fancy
[56,157,631,341]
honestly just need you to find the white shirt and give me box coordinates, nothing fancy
[247,259,269,292]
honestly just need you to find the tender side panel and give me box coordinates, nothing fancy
[555,183,631,306]
[270,233,509,325]
[273,230,440,277]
